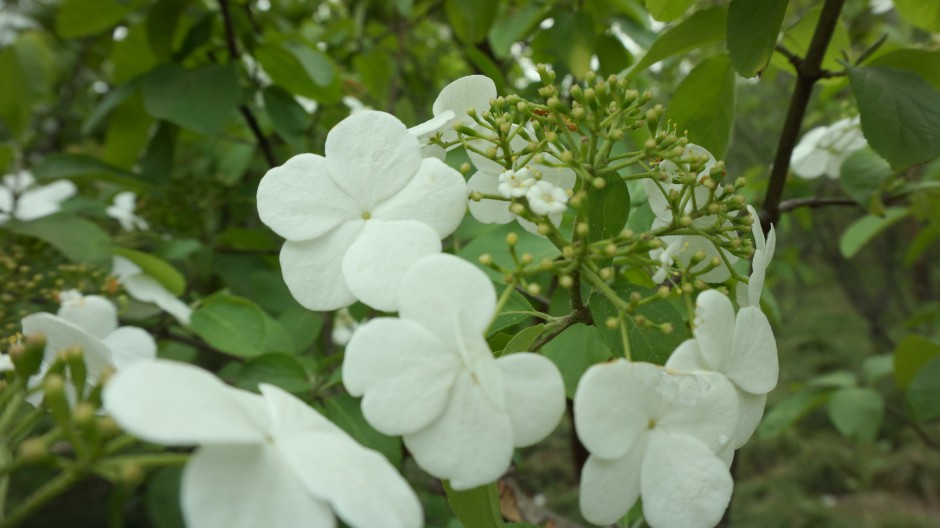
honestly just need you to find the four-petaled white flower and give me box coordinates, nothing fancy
[526,180,568,216]
[790,116,867,180]
[467,127,576,235]
[21,290,156,403]
[0,171,76,224]
[642,144,738,283]
[736,205,776,308]
[256,110,468,312]
[574,360,739,528]
[408,75,497,159]
[103,359,423,528]
[112,256,192,326]
[343,254,566,489]
[666,290,778,450]
[106,191,149,231]
[652,240,683,283]
[497,167,535,198]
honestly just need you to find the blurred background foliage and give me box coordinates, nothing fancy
[1,0,940,526]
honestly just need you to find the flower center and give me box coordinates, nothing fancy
[361,211,371,220]
[647,418,657,430]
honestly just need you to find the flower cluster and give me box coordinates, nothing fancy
[790,116,866,180]
[0,171,76,223]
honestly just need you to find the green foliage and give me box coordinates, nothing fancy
[262,86,308,145]
[827,387,884,442]
[586,172,630,243]
[113,248,186,296]
[838,207,910,259]
[446,0,498,44]
[543,323,612,398]
[190,293,294,358]
[893,0,940,32]
[443,481,505,528]
[645,0,696,23]
[55,0,133,38]
[324,393,404,466]
[839,148,893,215]
[7,215,112,264]
[627,6,727,77]
[235,353,312,394]
[142,64,242,136]
[664,54,736,157]
[893,334,940,389]
[907,358,940,422]
[726,0,789,77]
[759,389,831,439]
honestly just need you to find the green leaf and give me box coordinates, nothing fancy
[596,34,633,76]
[276,308,322,353]
[543,323,613,398]
[142,63,241,136]
[862,354,894,384]
[110,22,159,84]
[146,0,187,61]
[645,0,696,22]
[445,0,498,44]
[56,0,132,38]
[589,287,689,365]
[827,387,884,442]
[626,6,727,77]
[501,324,545,355]
[838,206,910,258]
[443,481,505,528]
[779,6,849,72]
[487,4,547,58]
[869,49,940,91]
[102,92,153,169]
[893,334,940,389]
[324,393,402,466]
[112,248,186,296]
[726,0,788,77]
[839,148,893,215]
[145,467,185,528]
[488,290,535,336]
[139,122,178,185]
[190,293,294,358]
[31,153,146,190]
[235,353,311,393]
[908,357,940,422]
[849,66,940,169]
[587,171,630,243]
[81,80,140,136]
[664,54,736,157]
[255,43,341,102]
[353,49,394,100]
[758,389,832,439]
[8,214,112,264]
[893,0,940,33]
[548,11,597,79]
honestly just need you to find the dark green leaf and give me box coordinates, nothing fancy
[102,92,153,169]
[81,80,140,136]
[664,54,736,157]
[894,0,940,33]
[838,206,910,258]
[32,153,147,190]
[726,0,789,77]
[758,389,832,439]
[893,334,940,389]
[353,50,394,100]
[547,11,596,79]
[190,293,294,358]
[255,44,342,103]
[501,324,545,354]
[145,467,185,528]
[869,49,940,91]
[588,285,689,365]
[827,387,884,442]
[325,393,403,466]
[8,214,112,264]
[56,0,132,38]
[908,357,940,422]
[444,481,505,528]
[235,353,312,393]
[646,0,696,22]
[146,0,187,60]
[839,148,893,215]
[113,248,186,296]
[488,290,535,336]
[596,34,633,76]
[626,6,727,77]
[779,6,849,72]
[142,63,241,136]
[587,171,630,243]
[276,308,322,353]
[488,4,547,58]
[139,122,178,185]
[849,66,940,169]
[445,0,498,44]
[543,323,612,398]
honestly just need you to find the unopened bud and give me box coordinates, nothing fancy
[605,317,619,330]
[73,402,96,428]
[537,223,551,235]
[592,177,606,189]
[521,253,534,264]
[470,191,483,201]
[510,203,526,215]
[119,463,144,487]
[599,267,614,280]
[658,286,670,298]
[679,216,693,227]
[479,254,493,266]
[506,232,519,246]
[630,292,642,303]
[605,243,618,256]
[661,323,674,334]
[18,437,48,463]
[526,283,542,296]
[559,275,574,288]
[576,223,590,236]
[460,162,471,174]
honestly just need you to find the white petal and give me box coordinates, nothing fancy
[257,153,360,241]
[642,178,677,223]
[343,318,461,435]
[497,352,565,447]
[467,171,513,225]
[14,180,77,221]
[573,360,651,460]
[342,220,442,312]
[280,432,423,528]
[433,75,496,120]
[260,383,344,439]
[325,111,421,209]
[727,307,778,394]
[57,294,118,339]
[111,256,141,280]
[182,445,336,528]
[408,110,455,139]
[373,157,467,237]
[21,313,113,384]
[665,339,710,372]
[279,220,364,311]
[404,371,514,489]
[693,290,736,370]
[641,432,733,528]
[102,359,269,445]
[398,253,496,347]
[122,274,191,325]
[101,327,156,369]
[579,443,646,526]
[654,370,739,454]
[734,391,767,448]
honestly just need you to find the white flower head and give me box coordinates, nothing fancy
[343,254,566,489]
[497,167,535,198]
[641,144,738,283]
[574,360,739,527]
[106,191,149,231]
[0,11,37,47]
[652,240,684,283]
[256,110,468,312]
[526,180,568,216]
[408,75,497,156]
[735,205,776,308]
[112,257,192,325]
[0,354,13,373]
[330,308,361,346]
[666,289,778,448]
[870,0,893,14]
[103,360,422,528]
[0,171,77,224]
[791,116,867,179]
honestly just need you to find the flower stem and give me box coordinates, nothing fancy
[0,470,79,527]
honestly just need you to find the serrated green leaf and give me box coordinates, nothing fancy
[8,214,112,264]
[664,53,736,157]
[893,334,940,389]
[587,171,630,243]
[839,148,893,215]
[726,0,788,77]
[112,248,186,296]
[869,49,940,91]
[626,7,727,77]
[838,206,910,258]
[827,387,884,442]
[142,63,241,136]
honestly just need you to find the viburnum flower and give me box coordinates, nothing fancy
[330,308,361,346]
[666,290,778,449]
[652,240,683,283]
[408,75,497,158]
[21,290,156,402]
[736,205,776,308]
[467,128,576,234]
[256,110,467,312]
[870,0,893,14]
[497,167,535,198]
[790,116,867,179]
[574,360,739,527]
[526,180,569,216]
[0,171,76,223]
[106,191,149,231]
[112,256,192,325]
[0,353,12,372]
[343,254,566,489]
[103,359,422,528]
[642,144,738,283]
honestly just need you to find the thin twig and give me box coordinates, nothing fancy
[886,406,940,452]
[779,196,859,212]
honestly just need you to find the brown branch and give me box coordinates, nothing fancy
[779,196,860,212]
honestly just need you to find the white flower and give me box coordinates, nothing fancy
[652,240,683,283]
[0,11,37,47]
[574,360,739,527]
[106,191,149,231]
[112,257,192,325]
[497,167,535,198]
[103,359,422,528]
[0,354,12,372]
[0,171,76,223]
[525,180,568,216]
[256,110,468,312]
[870,0,893,14]
[330,308,360,346]
[21,291,156,403]
[791,116,867,180]
[735,206,776,308]
[408,75,497,158]
[666,290,778,449]
[343,254,566,489]
[642,144,738,283]
[467,127,576,235]
[342,96,371,115]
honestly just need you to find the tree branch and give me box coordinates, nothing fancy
[779,196,860,212]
